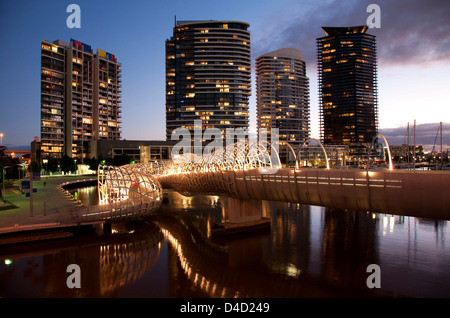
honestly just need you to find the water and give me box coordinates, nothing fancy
[0,186,449,298]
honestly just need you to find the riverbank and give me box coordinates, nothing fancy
[0,174,97,239]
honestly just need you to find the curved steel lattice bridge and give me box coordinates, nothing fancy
[97,165,163,221]
[97,139,450,221]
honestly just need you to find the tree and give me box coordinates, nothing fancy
[0,145,6,158]
[85,157,99,171]
[46,157,60,173]
[60,155,77,173]
[1,156,21,179]
[28,162,42,174]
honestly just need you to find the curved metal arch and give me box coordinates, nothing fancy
[246,141,265,169]
[297,138,330,170]
[160,139,282,175]
[366,134,393,171]
[257,139,282,169]
[275,140,298,169]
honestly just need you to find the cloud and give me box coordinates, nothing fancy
[380,122,450,151]
[252,0,450,69]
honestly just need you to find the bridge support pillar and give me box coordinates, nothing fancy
[94,222,111,235]
[211,197,270,236]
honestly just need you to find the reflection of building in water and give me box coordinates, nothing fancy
[264,201,311,278]
[321,209,378,289]
[7,222,165,297]
[157,205,379,298]
[98,223,164,296]
[163,190,224,237]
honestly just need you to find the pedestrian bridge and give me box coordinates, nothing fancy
[155,167,450,220]
[98,138,450,221]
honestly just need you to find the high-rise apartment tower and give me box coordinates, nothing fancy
[165,20,251,143]
[317,26,378,157]
[40,39,122,159]
[256,48,310,162]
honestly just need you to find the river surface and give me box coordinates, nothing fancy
[0,185,449,298]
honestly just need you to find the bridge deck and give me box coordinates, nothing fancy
[158,168,450,220]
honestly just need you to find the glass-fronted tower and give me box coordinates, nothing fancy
[256,48,310,163]
[165,20,251,142]
[317,26,378,157]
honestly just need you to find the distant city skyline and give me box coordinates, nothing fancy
[1,0,449,151]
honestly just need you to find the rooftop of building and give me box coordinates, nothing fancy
[321,25,369,36]
[175,19,250,28]
[257,47,306,62]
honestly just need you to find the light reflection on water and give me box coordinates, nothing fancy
[0,187,449,298]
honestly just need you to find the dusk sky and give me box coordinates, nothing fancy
[1,0,449,151]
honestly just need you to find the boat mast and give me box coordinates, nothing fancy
[413,120,416,171]
[440,122,443,170]
[407,122,409,165]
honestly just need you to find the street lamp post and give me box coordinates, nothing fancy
[2,166,10,202]
[0,133,3,147]
[43,159,48,175]
[2,167,5,202]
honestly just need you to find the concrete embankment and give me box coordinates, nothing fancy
[0,174,98,244]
